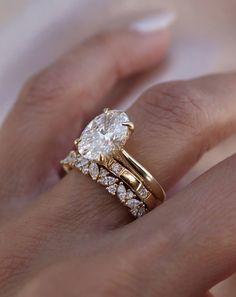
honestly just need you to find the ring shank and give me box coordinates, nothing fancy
[114,149,166,204]
[106,159,160,210]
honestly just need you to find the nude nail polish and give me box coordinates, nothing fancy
[130,11,176,33]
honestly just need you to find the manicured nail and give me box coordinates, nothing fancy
[130,11,176,33]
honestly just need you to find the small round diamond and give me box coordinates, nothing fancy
[138,186,150,200]
[111,162,123,175]
[106,184,118,195]
[137,207,146,217]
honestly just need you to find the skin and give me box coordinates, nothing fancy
[0,27,236,297]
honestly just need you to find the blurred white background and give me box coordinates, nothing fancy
[0,0,236,295]
[0,0,28,26]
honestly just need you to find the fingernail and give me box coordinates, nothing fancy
[130,11,176,33]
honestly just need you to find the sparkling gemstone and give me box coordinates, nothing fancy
[89,163,99,180]
[106,184,118,195]
[126,199,142,209]
[98,176,117,186]
[137,207,146,217]
[75,156,89,170]
[138,186,150,199]
[78,110,130,161]
[126,189,135,200]
[99,168,109,177]
[117,183,127,202]
[111,162,123,175]
[130,208,139,217]
[82,165,89,174]
[62,151,77,165]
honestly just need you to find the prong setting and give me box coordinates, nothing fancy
[122,122,134,133]
[103,108,110,113]
[99,154,107,166]
[74,138,81,146]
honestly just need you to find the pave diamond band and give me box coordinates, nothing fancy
[61,108,166,218]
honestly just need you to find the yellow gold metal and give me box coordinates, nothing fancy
[122,122,134,133]
[74,138,81,146]
[120,170,141,191]
[114,149,166,204]
[99,154,107,165]
[61,108,166,215]
[105,157,164,210]
[103,107,110,113]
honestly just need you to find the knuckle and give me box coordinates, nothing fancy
[19,253,143,297]
[90,33,115,60]
[92,32,125,78]
[93,32,113,47]
[19,64,87,114]
[139,81,206,138]
[21,69,66,108]
[99,253,143,297]
[104,230,174,297]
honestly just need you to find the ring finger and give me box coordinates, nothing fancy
[0,23,171,220]
[52,73,236,230]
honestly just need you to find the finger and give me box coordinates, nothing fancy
[204,293,215,297]
[55,73,236,230]
[127,73,236,189]
[0,26,170,212]
[126,151,236,297]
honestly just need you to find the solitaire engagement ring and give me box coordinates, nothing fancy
[61,109,166,218]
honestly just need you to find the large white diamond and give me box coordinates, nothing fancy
[78,110,130,161]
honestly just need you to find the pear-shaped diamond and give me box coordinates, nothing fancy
[61,151,77,165]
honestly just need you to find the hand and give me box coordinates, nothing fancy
[0,25,236,297]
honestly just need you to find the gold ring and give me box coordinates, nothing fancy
[61,108,166,218]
